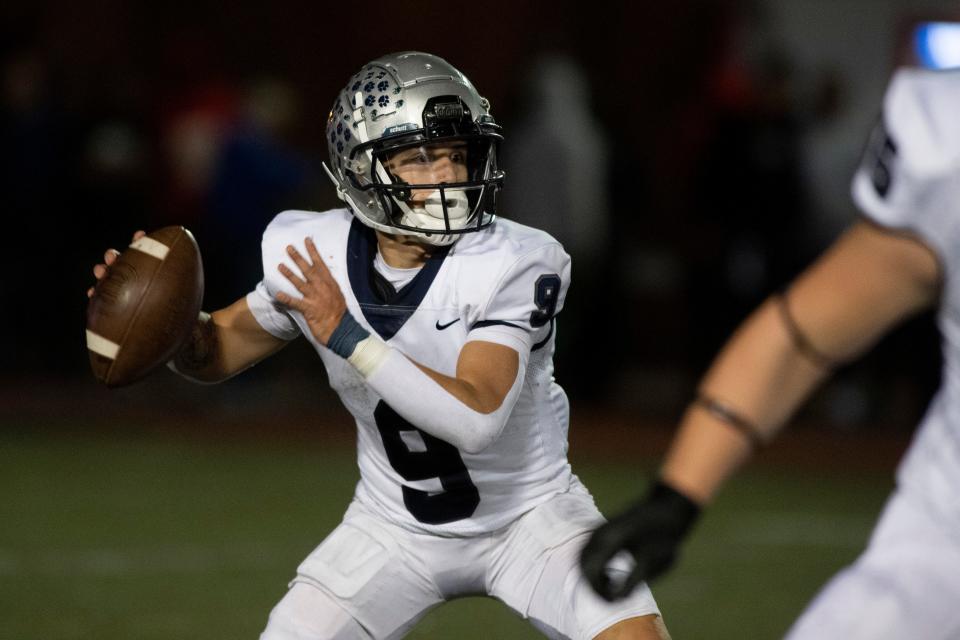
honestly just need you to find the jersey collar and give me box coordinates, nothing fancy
[346,219,451,340]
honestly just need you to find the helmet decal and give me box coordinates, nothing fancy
[383,123,419,136]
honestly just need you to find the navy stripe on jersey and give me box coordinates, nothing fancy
[471,319,523,330]
[471,319,551,351]
[347,219,451,340]
[532,319,554,352]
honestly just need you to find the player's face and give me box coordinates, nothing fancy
[385,142,469,205]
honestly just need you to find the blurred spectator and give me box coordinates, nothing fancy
[202,78,313,308]
[504,53,613,400]
[684,41,812,369]
[159,83,239,230]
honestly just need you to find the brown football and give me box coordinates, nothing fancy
[86,226,204,388]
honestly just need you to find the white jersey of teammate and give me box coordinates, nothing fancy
[852,67,960,529]
[247,207,575,536]
[786,68,960,639]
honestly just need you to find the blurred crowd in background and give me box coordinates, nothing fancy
[2,0,953,431]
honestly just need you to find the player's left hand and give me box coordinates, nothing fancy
[580,481,701,601]
[87,230,147,298]
[276,237,347,345]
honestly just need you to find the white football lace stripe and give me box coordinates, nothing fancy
[129,236,170,260]
[86,330,120,359]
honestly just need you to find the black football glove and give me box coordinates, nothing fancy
[580,480,701,601]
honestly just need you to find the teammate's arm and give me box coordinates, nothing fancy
[664,219,940,502]
[581,219,941,600]
[274,237,524,453]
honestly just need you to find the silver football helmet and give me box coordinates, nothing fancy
[323,52,504,245]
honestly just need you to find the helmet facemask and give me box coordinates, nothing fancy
[358,135,502,245]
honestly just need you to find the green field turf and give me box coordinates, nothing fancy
[1,429,892,639]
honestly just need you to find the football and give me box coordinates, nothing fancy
[86,226,204,388]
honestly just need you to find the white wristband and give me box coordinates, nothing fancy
[347,335,392,378]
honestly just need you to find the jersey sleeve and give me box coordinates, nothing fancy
[244,208,349,341]
[851,68,960,273]
[246,281,301,340]
[467,242,572,354]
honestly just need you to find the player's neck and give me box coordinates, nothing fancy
[375,231,433,269]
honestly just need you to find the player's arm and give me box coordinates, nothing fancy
[662,219,939,503]
[412,341,520,413]
[360,340,524,453]
[274,237,527,453]
[169,297,289,383]
[581,219,941,600]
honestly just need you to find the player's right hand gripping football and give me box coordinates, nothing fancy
[580,481,701,601]
[87,230,146,298]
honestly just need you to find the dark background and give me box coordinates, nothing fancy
[2,0,956,431]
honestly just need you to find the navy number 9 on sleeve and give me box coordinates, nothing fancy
[530,274,561,328]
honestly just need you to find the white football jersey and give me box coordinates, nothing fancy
[851,67,960,528]
[247,208,575,535]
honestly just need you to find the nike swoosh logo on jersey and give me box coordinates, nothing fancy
[435,318,461,330]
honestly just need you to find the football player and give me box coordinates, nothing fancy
[90,52,670,639]
[580,67,960,639]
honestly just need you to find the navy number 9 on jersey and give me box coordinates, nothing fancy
[374,401,480,524]
[530,274,561,328]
